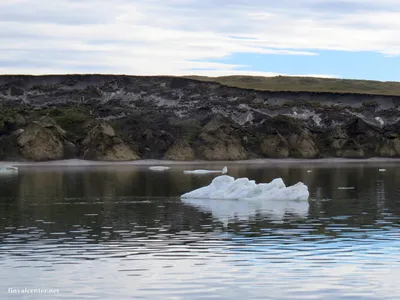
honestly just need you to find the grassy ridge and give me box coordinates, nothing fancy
[183,75,400,96]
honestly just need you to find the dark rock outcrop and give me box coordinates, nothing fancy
[16,117,66,161]
[81,122,140,161]
[378,138,400,157]
[164,140,196,161]
[288,131,319,158]
[260,133,289,158]
[195,117,248,160]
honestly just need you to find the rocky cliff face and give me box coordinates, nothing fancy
[1,74,400,161]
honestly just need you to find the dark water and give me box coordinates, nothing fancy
[0,162,399,300]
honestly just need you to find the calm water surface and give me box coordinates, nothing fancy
[0,162,399,299]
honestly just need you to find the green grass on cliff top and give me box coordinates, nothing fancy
[183,75,400,96]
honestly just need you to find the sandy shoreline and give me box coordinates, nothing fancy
[1,158,400,167]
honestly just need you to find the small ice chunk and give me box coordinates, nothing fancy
[181,175,309,201]
[378,169,386,172]
[184,166,228,175]
[0,164,18,174]
[307,170,312,173]
[149,166,170,171]
[338,187,355,190]
[183,170,221,174]
[375,117,384,126]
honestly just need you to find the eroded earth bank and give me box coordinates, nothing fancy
[1,75,400,161]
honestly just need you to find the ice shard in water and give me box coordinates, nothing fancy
[181,175,309,201]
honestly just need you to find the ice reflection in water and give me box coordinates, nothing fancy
[0,162,399,300]
[182,197,310,225]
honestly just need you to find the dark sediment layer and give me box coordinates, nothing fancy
[1,74,400,161]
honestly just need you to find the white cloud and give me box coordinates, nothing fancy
[0,0,399,76]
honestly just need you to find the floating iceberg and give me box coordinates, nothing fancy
[183,166,228,175]
[181,175,309,201]
[149,166,171,171]
[0,165,18,175]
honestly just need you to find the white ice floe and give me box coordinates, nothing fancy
[181,175,309,201]
[378,169,386,172]
[337,187,355,190]
[0,165,18,175]
[149,166,171,171]
[375,117,385,126]
[183,166,228,175]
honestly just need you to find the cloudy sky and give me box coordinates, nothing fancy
[1,0,400,80]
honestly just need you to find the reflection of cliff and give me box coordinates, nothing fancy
[79,167,140,198]
[18,170,65,200]
[0,164,398,243]
[304,165,400,226]
[0,167,216,237]
[15,168,141,200]
[16,170,65,223]
[376,180,386,212]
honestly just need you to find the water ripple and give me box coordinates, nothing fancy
[1,166,400,299]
